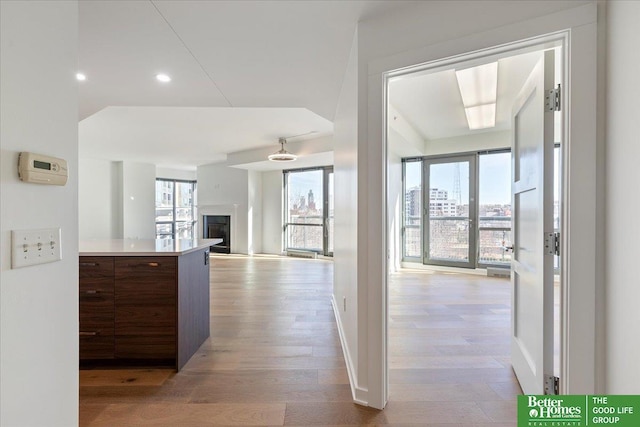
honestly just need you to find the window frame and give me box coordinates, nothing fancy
[155,178,197,239]
[401,149,517,268]
[283,166,334,256]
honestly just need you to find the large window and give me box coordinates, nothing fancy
[402,150,513,268]
[284,167,333,256]
[478,151,512,266]
[155,179,197,239]
[402,149,561,269]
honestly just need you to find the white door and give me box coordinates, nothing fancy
[511,49,556,395]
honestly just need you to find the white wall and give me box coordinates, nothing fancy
[156,167,197,181]
[247,170,263,254]
[121,161,156,239]
[344,0,600,407]
[332,29,363,403]
[387,150,402,273]
[0,1,79,425]
[79,159,121,239]
[605,0,640,393]
[197,163,250,254]
[78,160,155,239]
[424,131,510,156]
[262,171,283,254]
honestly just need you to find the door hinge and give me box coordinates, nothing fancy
[546,84,561,112]
[544,232,560,256]
[545,375,560,395]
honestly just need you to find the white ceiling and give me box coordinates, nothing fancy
[78,1,548,170]
[79,106,333,169]
[78,0,417,170]
[388,50,543,141]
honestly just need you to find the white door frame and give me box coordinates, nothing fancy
[365,4,600,409]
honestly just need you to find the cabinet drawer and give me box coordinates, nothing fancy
[80,257,114,279]
[80,292,114,330]
[79,329,114,359]
[115,305,176,335]
[115,335,175,359]
[115,257,176,280]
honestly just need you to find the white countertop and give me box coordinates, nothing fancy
[79,238,223,256]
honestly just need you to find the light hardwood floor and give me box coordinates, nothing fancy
[80,256,520,426]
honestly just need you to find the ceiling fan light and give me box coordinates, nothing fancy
[268,138,297,162]
[268,151,297,161]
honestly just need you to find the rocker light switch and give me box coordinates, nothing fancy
[11,228,62,269]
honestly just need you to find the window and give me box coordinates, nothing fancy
[403,159,422,259]
[284,167,333,256]
[402,150,514,268]
[155,179,197,239]
[478,151,512,266]
[425,156,474,267]
[402,149,561,273]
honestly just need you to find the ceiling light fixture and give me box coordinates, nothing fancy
[156,73,172,83]
[268,137,297,162]
[455,62,498,130]
[76,73,87,81]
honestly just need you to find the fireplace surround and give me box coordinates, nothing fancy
[202,215,231,254]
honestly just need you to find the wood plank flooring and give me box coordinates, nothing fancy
[80,256,520,426]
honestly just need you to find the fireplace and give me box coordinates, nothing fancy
[203,215,231,254]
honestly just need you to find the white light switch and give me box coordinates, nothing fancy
[11,228,62,269]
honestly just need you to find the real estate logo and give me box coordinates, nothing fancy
[521,395,583,425]
[518,395,640,427]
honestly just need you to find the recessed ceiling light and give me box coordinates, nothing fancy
[76,73,87,81]
[156,73,171,83]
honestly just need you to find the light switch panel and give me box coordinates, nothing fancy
[11,228,62,269]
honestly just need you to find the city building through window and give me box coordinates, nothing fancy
[155,179,197,239]
[284,167,333,256]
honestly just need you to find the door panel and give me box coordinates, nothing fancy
[423,156,476,268]
[511,50,555,394]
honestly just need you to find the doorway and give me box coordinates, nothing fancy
[387,40,563,398]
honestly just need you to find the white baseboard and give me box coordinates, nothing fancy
[331,295,368,406]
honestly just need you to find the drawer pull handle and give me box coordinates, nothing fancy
[122,262,160,268]
[84,290,100,295]
[79,331,97,337]
[80,262,98,267]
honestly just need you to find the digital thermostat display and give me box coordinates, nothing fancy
[18,152,67,186]
[33,160,51,170]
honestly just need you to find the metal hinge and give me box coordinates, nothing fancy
[545,375,560,395]
[544,232,560,256]
[545,84,561,112]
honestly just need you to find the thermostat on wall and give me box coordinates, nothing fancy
[18,152,68,186]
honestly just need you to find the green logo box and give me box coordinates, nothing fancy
[518,395,640,427]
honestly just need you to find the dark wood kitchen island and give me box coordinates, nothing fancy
[78,238,220,370]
